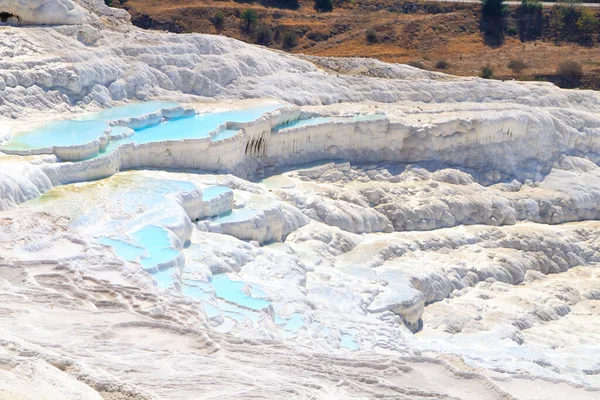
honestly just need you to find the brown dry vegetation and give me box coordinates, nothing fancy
[114,0,600,89]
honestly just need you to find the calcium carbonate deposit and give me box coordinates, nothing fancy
[1,1,600,399]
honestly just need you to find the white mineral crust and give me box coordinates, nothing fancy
[1,1,600,399]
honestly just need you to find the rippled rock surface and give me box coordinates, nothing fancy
[1,1,600,399]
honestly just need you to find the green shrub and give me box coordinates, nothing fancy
[507,59,527,73]
[255,25,273,46]
[549,7,567,42]
[435,60,449,70]
[282,30,298,49]
[407,61,426,70]
[557,60,583,83]
[213,11,225,31]
[577,9,599,36]
[480,65,494,79]
[424,3,445,14]
[264,0,299,9]
[365,30,378,44]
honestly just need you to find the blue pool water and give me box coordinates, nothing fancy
[1,120,109,151]
[214,209,259,224]
[211,275,270,311]
[203,303,222,319]
[212,129,240,141]
[182,285,212,301]
[283,313,304,333]
[98,225,181,288]
[182,272,271,324]
[273,117,339,132]
[134,104,282,144]
[131,225,180,269]
[218,301,262,323]
[352,114,386,122]
[340,330,360,351]
[112,178,197,213]
[8,103,284,158]
[202,186,232,200]
[97,237,145,261]
[152,268,180,288]
[82,101,180,122]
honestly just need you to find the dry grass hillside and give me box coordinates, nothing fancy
[113,0,600,89]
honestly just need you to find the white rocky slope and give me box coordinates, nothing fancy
[1,1,600,399]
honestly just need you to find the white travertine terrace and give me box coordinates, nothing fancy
[1,1,600,399]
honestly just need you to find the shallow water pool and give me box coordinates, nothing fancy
[273,117,340,132]
[81,101,180,122]
[134,104,283,144]
[1,120,108,151]
[214,209,259,224]
[211,274,270,311]
[202,186,232,200]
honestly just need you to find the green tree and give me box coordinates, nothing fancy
[315,0,333,12]
[481,0,507,19]
[518,0,542,41]
[577,9,599,36]
[213,11,225,31]
[282,30,298,49]
[255,25,273,46]
[549,7,566,43]
[240,9,258,33]
[563,0,583,7]
[480,0,507,46]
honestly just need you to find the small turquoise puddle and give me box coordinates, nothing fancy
[219,301,262,323]
[0,120,108,151]
[283,313,304,333]
[211,275,270,311]
[352,114,386,122]
[272,114,386,133]
[214,209,259,224]
[340,330,360,351]
[273,117,339,132]
[98,225,181,288]
[89,178,203,288]
[202,186,232,200]
[131,225,180,270]
[203,303,222,319]
[274,313,305,338]
[182,273,271,324]
[96,237,145,262]
[81,101,179,122]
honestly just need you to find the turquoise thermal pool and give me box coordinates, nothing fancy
[201,185,232,200]
[213,209,259,224]
[273,117,340,132]
[132,104,282,144]
[1,102,285,158]
[272,114,385,132]
[0,120,109,151]
[211,274,270,311]
[80,101,180,122]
